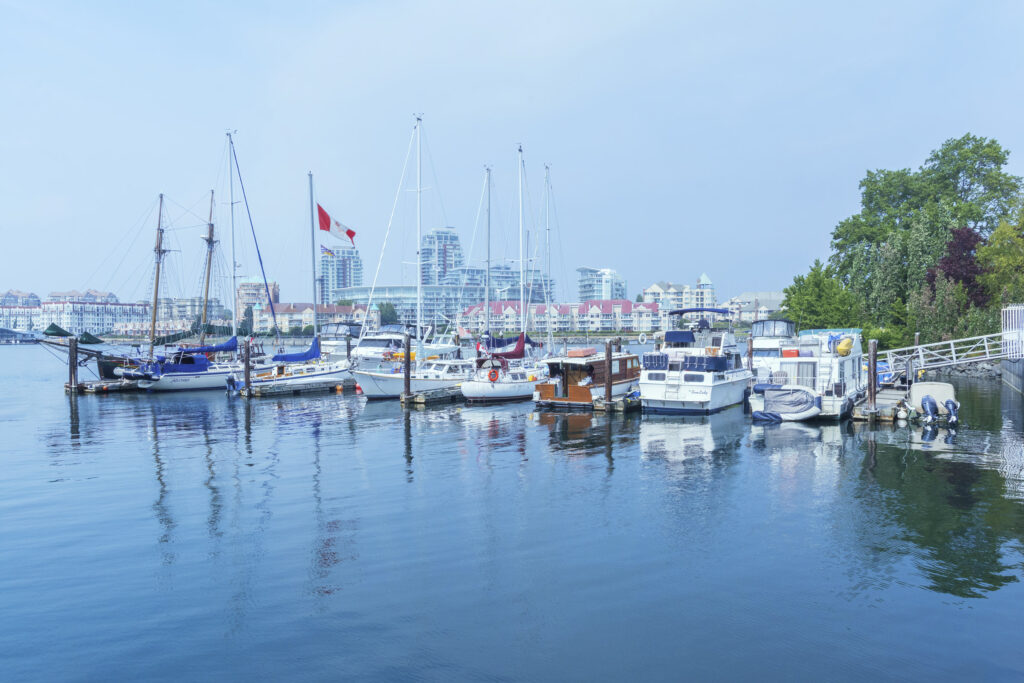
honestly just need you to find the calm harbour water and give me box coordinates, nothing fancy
[3,345,1024,681]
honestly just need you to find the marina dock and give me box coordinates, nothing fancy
[399,384,465,406]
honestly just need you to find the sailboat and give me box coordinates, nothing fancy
[352,116,475,399]
[230,172,351,393]
[461,150,550,403]
[135,135,272,391]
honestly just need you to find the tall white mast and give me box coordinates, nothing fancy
[308,172,319,338]
[544,164,553,350]
[416,115,424,365]
[518,144,525,336]
[228,132,238,342]
[485,166,491,336]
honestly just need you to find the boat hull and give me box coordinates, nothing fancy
[461,379,539,403]
[640,374,749,415]
[533,378,638,410]
[352,370,463,399]
[138,368,239,391]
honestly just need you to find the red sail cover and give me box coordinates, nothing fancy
[490,333,526,360]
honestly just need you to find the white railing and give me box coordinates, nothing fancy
[1002,304,1024,360]
[882,332,1010,377]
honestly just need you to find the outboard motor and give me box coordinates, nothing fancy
[920,394,939,426]
[944,399,960,428]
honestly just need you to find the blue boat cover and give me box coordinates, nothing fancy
[482,332,540,349]
[668,307,731,316]
[664,331,695,344]
[273,337,321,362]
[179,336,238,354]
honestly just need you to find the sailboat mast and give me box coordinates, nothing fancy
[148,193,165,359]
[544,164,553,350]
[228,132,238,343]
[518,145,525,336]
[308,172,319,338]
[485,166,491,336]
[199,190,216,345]
[415,115,424,363]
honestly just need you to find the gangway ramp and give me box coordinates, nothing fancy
[880,328,1024,383]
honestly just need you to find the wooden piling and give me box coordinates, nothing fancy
[243,338,251,391]
[68,337,78,392]
[403,333,412,399]
[746,336,754,372]
[604,339,612,404]
[867,339,878,421]
[346,335,351,360]
[614,337,622,353]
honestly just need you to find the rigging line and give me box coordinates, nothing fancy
[165,194,213,226]
[362,126,416,340]
[230,139,280,343]
[454,170,488,330]
[550,181,566,304]
[420,123,448,227]
[92,196,159,294]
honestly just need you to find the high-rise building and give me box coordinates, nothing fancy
[577,267,626,301]
[320,245,363,303]
[236,281,280,320]
[420,228,464,285]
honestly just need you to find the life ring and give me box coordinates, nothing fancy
[487,368,499,382]
[638,333,647,345]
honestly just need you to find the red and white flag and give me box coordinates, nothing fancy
[317,204,356,246]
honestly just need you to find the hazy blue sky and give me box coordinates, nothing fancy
[3,0,1024,306]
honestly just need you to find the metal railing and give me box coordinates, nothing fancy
[881,331,1016,381]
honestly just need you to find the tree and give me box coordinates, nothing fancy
[635,293,643,303]
[378,301,399,325]
[335,299,354,307]
[977,219,1024,304]
[928,226,987,307]
[239,306,254,336]
[302,325,314,335]
[781,260,860,330]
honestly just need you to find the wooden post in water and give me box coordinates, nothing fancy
[243,338,251,393]
[614,337,622,353]
[68,337,78,392]
[747,336,754,372]
[867,339,878,421]
[346,334,351,361]
[404,333,412,400]
[604,339,613,404]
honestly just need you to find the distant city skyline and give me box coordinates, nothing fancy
[4,2,1023,305]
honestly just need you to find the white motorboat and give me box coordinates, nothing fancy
[353,358,476,399]
[639,308,752,415]
[747,326,867,420]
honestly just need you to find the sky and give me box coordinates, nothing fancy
[3,0,1024,307]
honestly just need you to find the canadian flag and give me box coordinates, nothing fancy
[317,204,356,246]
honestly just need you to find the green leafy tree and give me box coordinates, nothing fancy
[635,293,643,303]
[782,260,859,330]
[302,325,315,335]
[977,219,1024,304]
[378,301,399,325]
[335,299,354,307]
[239,306,254,336]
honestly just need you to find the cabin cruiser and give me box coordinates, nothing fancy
[461,333,549,403]
[533,347,641,410]
[352,357,476,399]
[348,324,460,369]
[639,308,752,415]
[748,326,867,421]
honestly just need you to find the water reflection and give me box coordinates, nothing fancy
[640,407,746,462]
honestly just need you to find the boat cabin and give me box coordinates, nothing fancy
[535,350,641,408]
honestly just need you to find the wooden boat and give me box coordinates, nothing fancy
[533,350,641,410]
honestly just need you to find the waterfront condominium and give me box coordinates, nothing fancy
[577,267,627,302]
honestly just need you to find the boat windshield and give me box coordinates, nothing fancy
[751,320,795,338]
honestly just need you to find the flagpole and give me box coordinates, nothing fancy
[309,171,319,340]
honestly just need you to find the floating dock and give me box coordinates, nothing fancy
[593,395,641,413]
[240,377,356,398]
[400,385,465,406]
[65,379,140,394]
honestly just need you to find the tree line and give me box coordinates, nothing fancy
[782,133,1024,348]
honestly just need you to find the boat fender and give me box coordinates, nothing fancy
[488,369,499,382]
[638,333,647,345]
